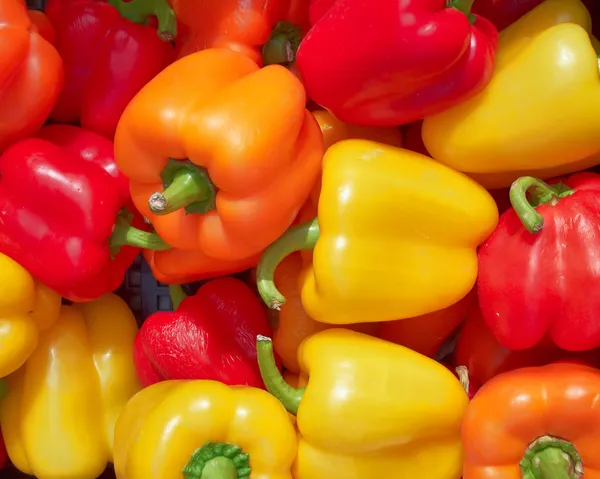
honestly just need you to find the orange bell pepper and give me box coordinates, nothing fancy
[463,362,600,478]
[379,288,476,358]
[274,253,380,373]
[115,49,323,270]
[0,0,63,151]
[172,0,310,64]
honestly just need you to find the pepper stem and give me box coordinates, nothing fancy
[182,442,251,479]
[451,0,476,23]
[256,217,320,309]
[109,208,171,254]
[149,160,217,216]
[256,335,304,415]
[520,436,583,479]
[509,177,575,234]
[108,0,177,41]
[169,285,187,310]
[262,22,304,66]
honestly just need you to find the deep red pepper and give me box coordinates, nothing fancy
[0,124,169,302]
[134,278,280,388]
[472,0,596,31]
[295,0,498,126]
[45,0,177,139]
[479,172,600,351]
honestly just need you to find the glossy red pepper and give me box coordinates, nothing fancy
[45,0,177,139]
[0,125,170,302]
[134,278,280,388]
[295,0,499,126]
[479,173,600,351]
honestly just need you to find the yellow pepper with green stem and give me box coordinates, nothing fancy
[257,140,498,325]
[423,0,600,189]
[113,380,297,479]
[0,253,61,378]
[0,294,140,479]
[257,329,468,479]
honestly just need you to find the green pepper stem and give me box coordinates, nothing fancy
[108,0,177,41]
[452,0,476,23]
[520,436,583,479]
[109,209,171,252]
[256,335,304,415]
[262,22,304,66]
[256,217,320,310]
[182,442,251,479]
[169,285,187,310]
[509,177,575,234]
[0,380,8,400]
[149,163,216,216]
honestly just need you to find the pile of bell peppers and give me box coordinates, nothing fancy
[0,0,599,477]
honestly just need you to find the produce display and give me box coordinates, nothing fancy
[1,0,599,478]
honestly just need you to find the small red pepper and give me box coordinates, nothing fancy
[0,125,170,302]
[295,0,499,126]
[45,0,177,139]
[134,278,280,388]
[479,173,600,351]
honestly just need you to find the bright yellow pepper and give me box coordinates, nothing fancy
[422,0,600,189]
[257,140,498,324]
[257,329,468,479]
[0,253,61,378]
[0,294,140,479]
[113,380,297,479]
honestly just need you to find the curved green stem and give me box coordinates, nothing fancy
[0,380,8,400]
[509,177,575,234]
[256,217,320,309]
[182,442,250,479]
[452,0,476,23]
[520,436,583,479]
[262,22,304,66]
[256,335,304,415]
[169,285,187,310]
[109,208,171,255]
[108,0,177,41]
[149,159,217,216]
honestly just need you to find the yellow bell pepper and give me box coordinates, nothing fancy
[0,253,61,378]
[257,330,468,479]
[422,0,600,189]
[113,380,297,479]
[0,294,140,479]
[257,140,498,324]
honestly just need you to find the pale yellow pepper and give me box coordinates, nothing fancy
[423,0,600,189]
[0,294,140,479]
[0,253,60,378]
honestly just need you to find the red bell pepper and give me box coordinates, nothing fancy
[472,0,596,31]
[0,380,6,470]
[45,0,177,140]
[0,0,63,152]
[0,124,170,302]
[295,0,499,126]
[479,172,600,351]
[134,278,280,388]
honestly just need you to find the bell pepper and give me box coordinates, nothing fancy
[422,0,600,190]
[113,380,297,479]
[295,0,498,126]
[134,278,279,388]
[28,9,55,43]
[463,362,600,478]
[479,172,600,351]
[0,0,63,151]
[379,288,476,358]
[0,253,61,379]
[0,125,170,302]
[452,306,600,386]
[0,430,6,471]
[273,253,379,373]
[45,0,177,140]
[172,0,310,64]
[0,295,140,479]
[257,140,498,324]
[115,48,323,263]
[257,329,468,478]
